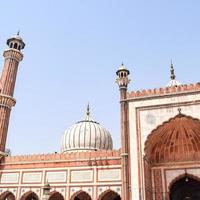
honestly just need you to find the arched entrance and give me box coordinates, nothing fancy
[71,191,92,200]
[20,191,39,200]
[170,176,200,200]
[98,190,121,200]
[0,191,15,200]
[49,191,64,200]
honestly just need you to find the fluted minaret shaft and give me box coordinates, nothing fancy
[0,34,25,153]
[1,50,23,96]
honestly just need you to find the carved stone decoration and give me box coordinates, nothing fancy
[153,169,163,200]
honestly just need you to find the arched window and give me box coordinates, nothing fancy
[10,43,13,48]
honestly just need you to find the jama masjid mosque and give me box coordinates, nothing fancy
[0,34,200,200]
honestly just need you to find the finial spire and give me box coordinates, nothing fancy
[86,103,90,116]
[17,30,20,35]
[170,60,176,80]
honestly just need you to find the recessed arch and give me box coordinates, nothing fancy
[70,190,92,200]
[20,191,39,200]
[48,191,64,200]
[98,189,121,200]
[144,113,200,163]
[0,191,15,200]
[168,173,200,192]
[169,175,200,200]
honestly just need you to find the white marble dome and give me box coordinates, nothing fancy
[61,105,113,152]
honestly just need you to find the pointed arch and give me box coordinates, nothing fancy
[98,189,121,200]
[70,190,92,200]
[0,191,15,200]
[168,173,200,192]
[144,113,200,163]
[48,191,64,200]
[169,174,200,200]
[20,191,39,200]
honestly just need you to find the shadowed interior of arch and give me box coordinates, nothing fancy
[48,191,64,200]
[71,191,92,200]
[170,176,200,200]
[20,191,39,200]
[99,190,121,200]
[0,191,15,200]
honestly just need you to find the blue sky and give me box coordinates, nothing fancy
[0,1,200,155]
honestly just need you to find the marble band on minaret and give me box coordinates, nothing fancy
[0,33,25,153]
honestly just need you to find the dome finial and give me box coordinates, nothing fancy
[170,60,176,80]
[86,103,90,116]
[178,107,182,114]
[17,30,20,35]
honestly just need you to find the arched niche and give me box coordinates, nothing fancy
[48,191,64,200]
[20,191,39,200]
[169,175,200,200]
[70,190,92,200]
[0,191,15,200]
[98,189,121,200]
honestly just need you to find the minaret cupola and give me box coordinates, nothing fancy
[6,31,25,51]
[116,63,130,90]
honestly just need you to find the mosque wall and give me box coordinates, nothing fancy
[0,150,121,200]
[127,86,200,200]
[0,165,121,200]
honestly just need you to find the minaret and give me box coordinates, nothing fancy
[116,63,130,200]
[0,33,25,154]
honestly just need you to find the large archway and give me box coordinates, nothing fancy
[98,190,121,200]
[0,191,15,200]
[170,176,200,200]
[71,191,92,200]
[20,191,39,200]
[49,191,64,200]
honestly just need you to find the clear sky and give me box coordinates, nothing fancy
[0,1,200,155]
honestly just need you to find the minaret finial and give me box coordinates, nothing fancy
[86,103,90,116]
[17,30,20,35]
[170,60,176,80]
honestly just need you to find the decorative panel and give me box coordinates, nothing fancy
[98,169,121,181]
[22,172,42,183]
[71,170,93,182]
[0,172,19,183]
[46,171,67,183]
